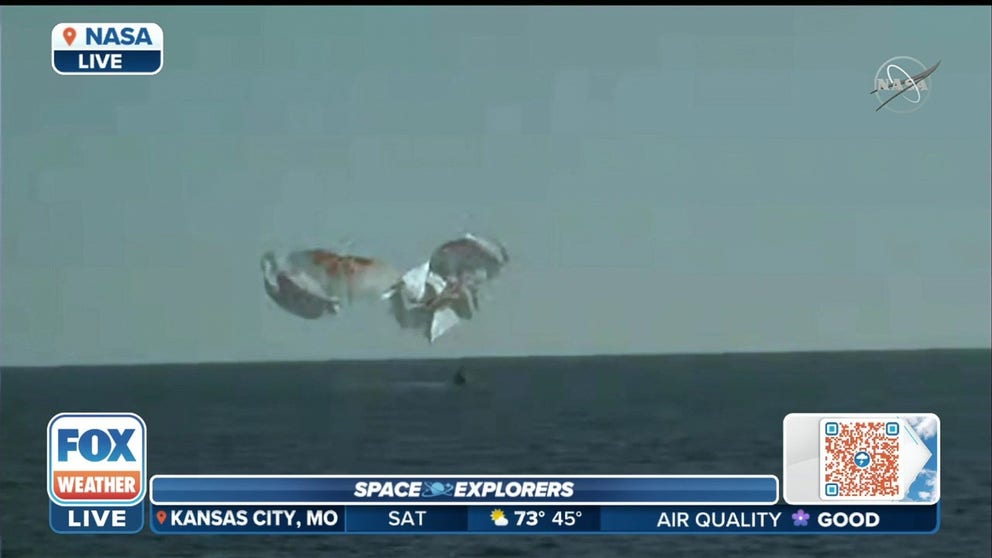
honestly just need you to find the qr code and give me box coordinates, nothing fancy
[820,419,900,498]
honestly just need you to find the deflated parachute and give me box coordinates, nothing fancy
[382,262,475,343]
[383,233,509,343]
[261,249,397,320]
[429,233,509,287]
[262,233,508,344]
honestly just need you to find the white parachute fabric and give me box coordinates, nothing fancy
[262,249,397,319]
[262,233,508,344]
[385,233,509,343]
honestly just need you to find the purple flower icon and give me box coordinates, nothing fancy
[792,509,810,527]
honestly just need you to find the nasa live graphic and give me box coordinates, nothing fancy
[47,413,147,534]
[51,23,163,75]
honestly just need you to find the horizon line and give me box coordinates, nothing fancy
[2,346,989,370]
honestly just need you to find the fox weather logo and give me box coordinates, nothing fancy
[51,23,163,75]
[47,413,147,507]
[47,413,147,534]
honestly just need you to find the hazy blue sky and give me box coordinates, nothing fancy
[2,7,990,366]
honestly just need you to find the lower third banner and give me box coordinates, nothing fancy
[149,504,939,534]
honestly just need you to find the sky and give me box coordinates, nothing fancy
[1,6,990,366]
[905,415,939,504]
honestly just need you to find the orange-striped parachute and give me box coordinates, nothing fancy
[262,233,509,344]
[261,249,398,320]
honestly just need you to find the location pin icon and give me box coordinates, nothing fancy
[156,510,167,524]
[63,27,76,46]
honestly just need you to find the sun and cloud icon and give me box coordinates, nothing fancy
[490,509,509,527]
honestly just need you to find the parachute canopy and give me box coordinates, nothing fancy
[262,233,508,344]
[261,249,397,320]
[383,233,509,343]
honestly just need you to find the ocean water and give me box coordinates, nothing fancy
[1,350,989,557]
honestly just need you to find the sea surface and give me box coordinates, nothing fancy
[1,350,989,557]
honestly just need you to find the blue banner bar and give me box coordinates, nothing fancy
[147,503,939,534]
[150,505,344,534]
[347,506,468,533]
[149,475,778,505]
[52,50,162,74]
[598,505,939,534]
[50,502,144,534]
